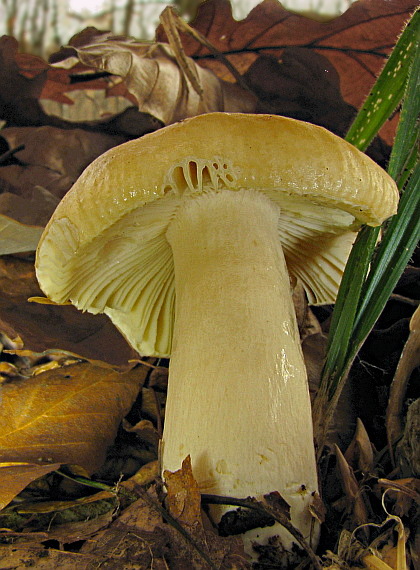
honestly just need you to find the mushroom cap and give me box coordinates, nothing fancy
[36,113,399,356]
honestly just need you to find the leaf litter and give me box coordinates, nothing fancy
[0,0,419,567]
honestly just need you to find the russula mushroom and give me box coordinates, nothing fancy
[35,113,398,553]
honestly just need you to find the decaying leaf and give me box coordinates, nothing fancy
[79,486,170,567]
[0,35,162,137]
[1,126,126,200]
[122,459,160,491]
[0,36,53,128]
[0,256,137,366]
[164,455,202,526]
[157,0,416,143]
[49,28,257,125]
[0,125,130,254]
[164,456,250,568]
[0,362,146,473]
[0,462,60,510]
[0,543,97,568]
[334,444,370,530]
[344,418,375,474]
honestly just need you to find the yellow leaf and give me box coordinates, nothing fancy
[0,462,60,510]
[0,362,145,474]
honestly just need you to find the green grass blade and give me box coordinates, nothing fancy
[353,164,420,345]
[387,26,420,182]
[313,10,419,446]
[352,30,419,348]
[321,226,379,398]
[345,9,419,151]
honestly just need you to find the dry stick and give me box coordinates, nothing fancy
[201,494,322,570]
[159,6,203,97]
[0,144,25,165]
[160,6,259,102]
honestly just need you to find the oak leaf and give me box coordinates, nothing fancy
[0,362,145,473]
[157,0,417,143]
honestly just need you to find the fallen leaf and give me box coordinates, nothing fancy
[0,35,162,137]
[335,444,370,530]
[0,186,59,228]
[0,543,96,569]
[0,125,126,211]
[80,486,169,567]
[0,216,43,255]
[49,27,257,125]
[0,36,53,128]
[0,125,134,256]
[122,459,160,491]
[45,509,115,545]
[0,256,137,367]
[164,456,250,568]
[157,0,416,143]
[16,490,115,514]
[345,418,375,474]
[377,477,420,517]
[164,455,202,526]
[0,362,145,473]
[0,462,60,510]
[124,418,161,448]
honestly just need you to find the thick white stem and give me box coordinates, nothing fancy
[163,189,319,551]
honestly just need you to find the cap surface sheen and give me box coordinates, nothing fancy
[36,113,399,356]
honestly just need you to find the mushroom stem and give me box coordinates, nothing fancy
[163,189,319,551]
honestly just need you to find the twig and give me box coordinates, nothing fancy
[160,6,254,97]
[0,144,25,165]
[201,493,322,570]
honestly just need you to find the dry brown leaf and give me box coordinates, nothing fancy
[122,459,160,491]
[0,362,145,473]
[345,418,375,474]
[0,126,128,253]
[0,256,137,367]
[79,487,169,567]
[164,456,250,568]
[335,444,370,530]
[157,0,416,144]
[0,124,134,255]
[1,126,126,201]
[0,462,60,510]
[49,27,257,125]
[0,35,162,138]
[0,543,96,569]
[164,455,202,526]
[45,509,115,545]
[0,36,53,128]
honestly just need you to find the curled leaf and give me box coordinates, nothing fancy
[50,28,257,124]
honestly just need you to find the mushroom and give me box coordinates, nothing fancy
[35,113,398,553]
